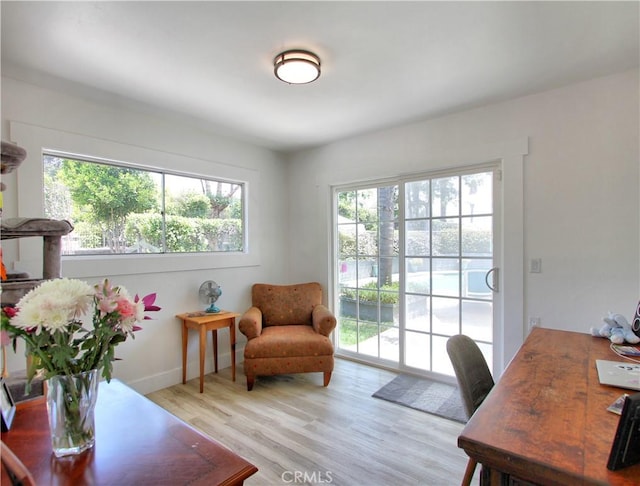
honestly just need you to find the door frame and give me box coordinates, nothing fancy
[330,137,528,378]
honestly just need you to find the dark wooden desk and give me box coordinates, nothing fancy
[1,380,258,485]
[459,327,640,485]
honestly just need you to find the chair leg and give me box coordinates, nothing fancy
[246,375,255,391]
[323,371,332,387]
[461,458,477,486]
[1,440,36,486]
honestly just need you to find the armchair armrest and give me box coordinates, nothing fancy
[312,304,336,337]
[239,307,263,340]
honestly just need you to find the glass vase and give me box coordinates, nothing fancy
[46,369,99,457]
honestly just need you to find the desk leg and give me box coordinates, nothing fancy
[199,325,206,393]
[230,318,236,382]
[181,321,188,385]
[485,466,503,486]
[212,329,218,373]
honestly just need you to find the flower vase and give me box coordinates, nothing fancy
[46,369,99,457]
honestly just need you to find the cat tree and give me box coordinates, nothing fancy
[1,140,74,399]
[1,141,74,306]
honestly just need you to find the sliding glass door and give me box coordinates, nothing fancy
[335,167,497,378]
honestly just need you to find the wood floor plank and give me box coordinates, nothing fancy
[146,358,479,486]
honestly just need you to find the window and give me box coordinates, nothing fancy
[44,153,245,256]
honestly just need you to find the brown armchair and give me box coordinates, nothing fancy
[238,282,336,391]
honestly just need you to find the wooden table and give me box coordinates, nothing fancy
[177,311,240,393]
[1,380,258,485]
[459,327,640,485]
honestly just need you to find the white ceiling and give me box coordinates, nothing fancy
[2,1,638,153]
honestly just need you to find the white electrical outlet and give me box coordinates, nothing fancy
[529,317,541,328]
[530,258,542,273]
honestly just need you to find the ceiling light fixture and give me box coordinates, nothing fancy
[274,49,321,84]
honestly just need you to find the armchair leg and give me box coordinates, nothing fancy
[323,371,332,387]
[246,375,255,391]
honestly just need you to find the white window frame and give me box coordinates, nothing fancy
[9,121,260,279]
[43,150,246,256]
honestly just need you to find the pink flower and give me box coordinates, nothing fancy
[116,297,136,319]
[97,298,117,314]
[135,293,160,319]
[94,279,118,315]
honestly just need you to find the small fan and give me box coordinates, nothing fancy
[199,280,222,313]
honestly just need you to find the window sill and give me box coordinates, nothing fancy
[61,251,260,278]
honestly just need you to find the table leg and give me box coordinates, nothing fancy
[181,321,188,385]
[212,329,218,373]
[230,317,236,382]
[199,325,206,393]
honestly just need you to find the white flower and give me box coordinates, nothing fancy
[134,300,146,322]
[13,278,93,333]
[118,317,136,334]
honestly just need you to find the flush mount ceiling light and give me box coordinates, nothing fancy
[274,49,321,84]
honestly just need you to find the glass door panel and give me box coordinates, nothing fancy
[402,169,495,377]
[336,185,399,362]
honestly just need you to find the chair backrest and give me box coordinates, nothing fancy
[1,440,36,486]
[252,282,323,327]
[446,334,495,419]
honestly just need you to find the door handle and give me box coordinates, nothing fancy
[485,267,499,292]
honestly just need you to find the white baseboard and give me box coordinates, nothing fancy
[128,348,244,396]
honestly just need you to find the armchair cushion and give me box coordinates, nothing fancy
[244,325,334,359]
[251,282,322,327]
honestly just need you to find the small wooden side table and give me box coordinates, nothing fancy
[176,310,240,393]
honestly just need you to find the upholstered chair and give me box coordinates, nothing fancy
[238,282,336,391]
[447,334,495,486]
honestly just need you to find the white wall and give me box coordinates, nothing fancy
[2,70,638,388]
[286,69,640,369]
[1,76,290,394]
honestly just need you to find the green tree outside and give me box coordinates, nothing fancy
[58,161,158,252]
[44,156,245,254]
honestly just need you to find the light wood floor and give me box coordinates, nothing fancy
[146,358,478,486]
